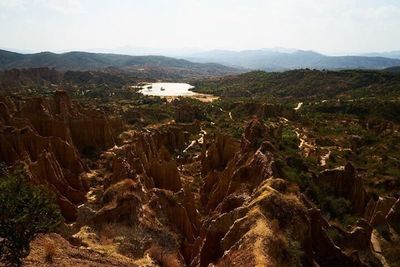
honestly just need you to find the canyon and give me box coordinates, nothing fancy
[0,68,399,267]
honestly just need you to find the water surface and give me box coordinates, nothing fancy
[139,82,196,97]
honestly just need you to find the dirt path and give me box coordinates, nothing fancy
[320,149,331,166]
[294,102,303,111]
[295,128,314,157]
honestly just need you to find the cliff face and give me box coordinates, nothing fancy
[364,196,400,228]
[194,178,313,267]
[87,118,386,266]
[194,120,299,266]
[317,162,368,214]
[0,91,122,221]
[189,119,384,267]
[16,91,122,151]
[88,130,200,266]
[1,89,395,266]
[0,67,62,90]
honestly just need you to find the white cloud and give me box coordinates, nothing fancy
[0,0,399,53]
[37,0,83,14]
[0,0,25,8]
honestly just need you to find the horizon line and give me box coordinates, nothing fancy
[1,47,400,58]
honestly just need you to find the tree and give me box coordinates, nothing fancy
[0,165,62,267]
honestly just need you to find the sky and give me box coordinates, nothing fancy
[0,0,399,55]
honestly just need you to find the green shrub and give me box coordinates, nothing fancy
[326,228,343,243]
[287,236,304,266]
[323,196,352,220]
[280,128,299,153]
[0,167,62,267]
[232,126,244,139]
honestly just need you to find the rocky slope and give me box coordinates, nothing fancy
[0,91,122,221]
[0,87,399,266]
[50,115,400,266]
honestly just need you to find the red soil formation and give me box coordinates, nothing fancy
[0,92,396,266]
[0,91,122,221]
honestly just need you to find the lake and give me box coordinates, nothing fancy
[139,82,197,97]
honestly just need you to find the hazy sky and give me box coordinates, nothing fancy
[0,0,399,54]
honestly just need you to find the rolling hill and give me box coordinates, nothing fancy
[384,66,400,73]
[0,49,240,78]
[192,69,400,98]
[361,51,400,59]
[184,49,400,71]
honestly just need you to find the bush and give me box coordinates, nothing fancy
[287,235,303,266]
[0,167,62,267]
[232,126,244,139]
[280,129,300,153]
[326,228,343,243]
[323,196,352,220]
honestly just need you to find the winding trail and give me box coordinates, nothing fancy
[295,128,314,157]
[294,102,303,111]
[183,128,206,153]
[320,150,331,166]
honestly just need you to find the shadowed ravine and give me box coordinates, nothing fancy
[1,68,399,267]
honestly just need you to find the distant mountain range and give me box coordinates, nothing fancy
[183,49,400,71]
[360,51,400,59]
[0,49,240,78]
[1,48,400,74]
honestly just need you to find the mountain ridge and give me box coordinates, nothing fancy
[183,49,400,71]
[2,48,400,73]
[0,49,240,78]
[360,51,400,59]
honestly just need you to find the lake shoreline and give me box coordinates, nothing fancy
[138,82,218,102]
